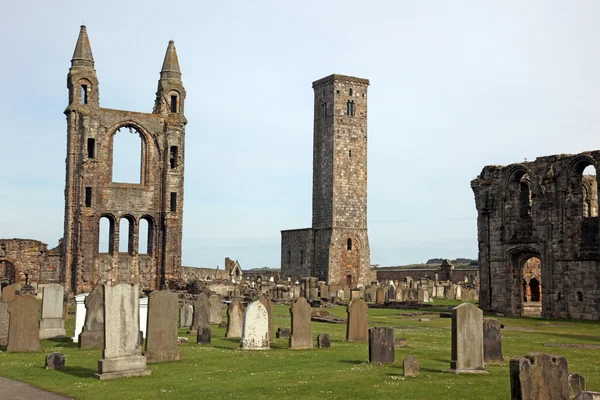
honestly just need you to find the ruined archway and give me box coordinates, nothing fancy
[0,260,16,286]
[521,256,542,317]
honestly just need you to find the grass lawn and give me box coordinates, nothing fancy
[0,300,599,400]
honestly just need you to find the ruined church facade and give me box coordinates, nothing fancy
[472,152,600,320]
[62,26,186,294]
[281,75,371,287]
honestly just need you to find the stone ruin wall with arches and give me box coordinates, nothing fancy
[472,151,600,320]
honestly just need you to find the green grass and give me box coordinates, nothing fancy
[1,300,599,400]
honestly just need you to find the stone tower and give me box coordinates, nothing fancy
[281,74,371,287]
[62,26,187,294]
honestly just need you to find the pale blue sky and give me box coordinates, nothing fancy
[1,1,600,268]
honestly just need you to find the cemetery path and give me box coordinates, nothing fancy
[0,377,73,399]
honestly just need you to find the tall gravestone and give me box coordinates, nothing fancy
[450,302,486,374]
[144,290,181,363]
[139,297,148,339]
[241,300,269,350]
[1,285,16,303]
[95,283,151,380]
[72,292,89,343]
[483,318,503,365]
[368,327,394,364]
[257,295,273,343]
[346,298,368,342]
[289,297,312,349]
[190,293,210,334]
[510,352,568,400]
[180,303,193,328]
[79,284,104,348]
[0,301,9,346]
[209,294,223,325]
[7,295,41,352]
[226,300,244,338]
[39,283,67,339]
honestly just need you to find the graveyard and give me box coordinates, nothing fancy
[0,298,598,399]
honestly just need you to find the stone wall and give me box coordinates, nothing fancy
[182,266,229,282]
[0,239,60,285]
[472,151,600,319]
[375,267,479,286]
[281,228,314,280]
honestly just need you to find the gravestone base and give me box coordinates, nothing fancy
[145,349,181,363]
[79,331,104,349]
[95,355,151,380]
[448,368,489,374]
[39,319,67,339]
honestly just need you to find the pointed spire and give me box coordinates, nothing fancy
[160,40,181,80]
[71,25,94,68]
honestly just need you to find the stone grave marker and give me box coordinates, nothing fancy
[403,355,419,377]
[79,284,104,349]
[574,392,600,400]
[351,289,361,300]
[144,290,181,363]
[179,303,193,328]
[510,352,568,400]
[226,300,243,338]
[197,325,211,344]
[139,297,148,339]
[72,292,89,343]
[289,297,312,349]
[483,318,503,365]
[95,283,151,380]
[7,295,41,352]
[209,294,223,325]
[190,292,210,334]
[2,284,16,303]
[241,300,269,350]
[387,286,396,301]
[570,373,586,399]
[45,352,65,370]
[0,301,9,346]
[368,327,394,364]
[449,302,486,373]
[375,287,385,304]
[343,286,350,301]
[257,295,273,343]
[317,333,330,348]
[39,283,67,339]
[346,298,368,342]
[276,327,290,339]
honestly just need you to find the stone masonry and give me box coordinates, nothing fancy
[472,152,600,319]
[62,26,187,294]
[281,75,371,287]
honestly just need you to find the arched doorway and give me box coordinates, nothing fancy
[0,260,16,286]
[521,256,542,316]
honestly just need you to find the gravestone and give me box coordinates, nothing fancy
[226,300,243,338]
[387,286,396,301]
[39,283,67,339]
[375,287,385,304]
[575,393,600,400]
[190,293,210,334]
[197,325,211,344]
[417,288,429,303]
[346,298,368,342]
[209,294,223,325]
[144,290,181,363]
[368,327,394,364]
[79,284,104,349]
[570,373,586,399]
[483,318,503,365]
[317,333,330,348]
[241,300,269,350]
[450,302,486,373]
[276,327,290,339]
[510,352,568,400]
[403,355,419,377]
[289,297,312,349]
[343,286,350,300]
[0,301,9,346]
[395,287,405,302]
[72,292,89,343]
[351,289,361,300]
[139,297,148,339]
[257,295,273,343]
[2,284,16,303]
[319,284,329,299]
[7,295,41,352]
[95,283,151,380]
[45,352,65,370]
[179,303,193,328]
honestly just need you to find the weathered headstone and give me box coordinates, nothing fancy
[570,373,587,399]
[39,283,67,339]
[197,325,211,344]
[483,318,503,365]
[179,303,193,328]
[375,287,385,304]
[0,301,9,346]
[226,300,244,338]
[79,284,104,349]
[387,286,396,301]
[403,355,419,377]
[241,300,269,350]
[208,294,223,325]
[95,283,151,380]
[7,295,41,352]
[2,284,16,303]
[417,288,429,303]
[257,295,273,343]
[144,290,181,363]
[450,302,486,373]
[351,289,361,300]
[510,352,568,400]
[276,327,290,338]
[72,292,89,343]
[45,352,65,370]
[317,333,330,348]
[190,292,210,334]
[575,392,600,400]
[343,285,350,301]
[368,327,394,364]
[346,298,368,342]
[289,297,312,349]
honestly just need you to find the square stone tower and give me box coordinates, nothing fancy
[281,74,371,287]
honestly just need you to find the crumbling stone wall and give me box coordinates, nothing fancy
[281,75,371,287]
[0,239,60,285]
[375,267,479,286]
[472,151,600,320]
[61,26,186,294]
